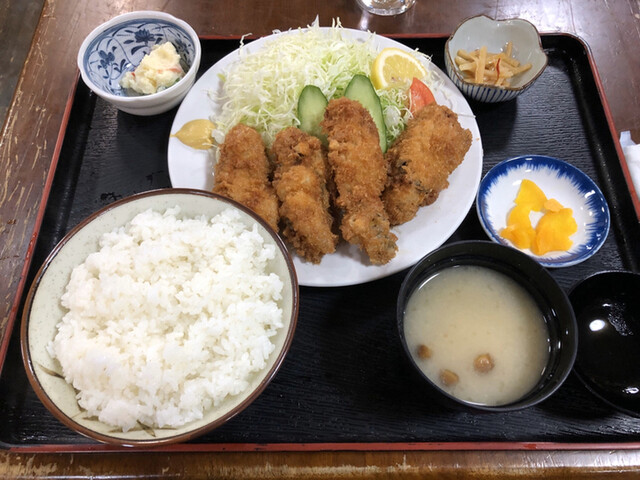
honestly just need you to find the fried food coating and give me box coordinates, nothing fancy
[213,124,279,231]
[383,103,472,226]
[271,127,338,263]
[321,97,397,265]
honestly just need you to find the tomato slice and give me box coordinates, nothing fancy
[409,77,436,114]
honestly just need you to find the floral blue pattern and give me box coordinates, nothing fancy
[82,18,197,96]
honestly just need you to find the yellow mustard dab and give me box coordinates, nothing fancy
[500,179,577,255]
[172,119,215,150]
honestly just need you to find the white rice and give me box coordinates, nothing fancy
[47,206,285,432]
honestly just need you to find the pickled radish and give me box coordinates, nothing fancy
[531,208,577,255]
[500,179,577,255]
[543,198,563,213]
[500,204,536,249]
[514,179,547,211]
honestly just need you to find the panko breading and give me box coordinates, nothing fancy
[322,97,397,265]
[213,124,279,231]
[271,127,338,263]
[383,103,472,226]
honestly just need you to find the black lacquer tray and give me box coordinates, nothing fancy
[2,34,640,452]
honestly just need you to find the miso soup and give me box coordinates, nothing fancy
[404,265,550,406]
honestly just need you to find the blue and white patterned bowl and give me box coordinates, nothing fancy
[78,11,201,116]
[476,155,610,268]
[444,15,547,103]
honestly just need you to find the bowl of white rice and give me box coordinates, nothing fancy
[21,188,298,446]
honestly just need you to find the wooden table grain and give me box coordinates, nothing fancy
[1,0,639,477]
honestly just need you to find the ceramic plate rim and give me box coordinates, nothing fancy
[476,154,610,268]
[167,27,484,287]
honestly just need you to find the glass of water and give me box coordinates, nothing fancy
[356,0,416,16]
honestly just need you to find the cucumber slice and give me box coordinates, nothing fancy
[298,85,328,143]
[344,74,387,153]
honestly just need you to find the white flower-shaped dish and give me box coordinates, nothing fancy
[444,15,548,103]
[476,155,610,268]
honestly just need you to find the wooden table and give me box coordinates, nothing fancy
[1,0,639,477]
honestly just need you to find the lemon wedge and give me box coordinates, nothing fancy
[371,47,428,90]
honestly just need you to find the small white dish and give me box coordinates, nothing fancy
[476,155,610,268]
[444,15,548,103]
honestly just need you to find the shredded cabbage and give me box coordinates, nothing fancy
[210,19,436,148]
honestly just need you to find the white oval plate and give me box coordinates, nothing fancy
[476,155,610,268]
[168,28,483,287]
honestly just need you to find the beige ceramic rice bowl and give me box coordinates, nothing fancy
[21,188,298,446]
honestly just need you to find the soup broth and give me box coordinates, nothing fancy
[404,265,550,406]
